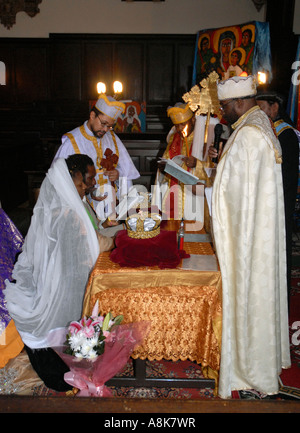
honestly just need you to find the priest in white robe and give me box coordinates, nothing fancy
[211,75,291,398]
[54,94,140,220]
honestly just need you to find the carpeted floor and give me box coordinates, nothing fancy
[274,267,300,401]
[32,358,217,399]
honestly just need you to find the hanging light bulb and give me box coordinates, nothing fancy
[97,82,106,94]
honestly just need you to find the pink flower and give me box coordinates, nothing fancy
[85,318,93,328]
[103,330,111,338]
[69,321,82,334]
[83,325,96,338]
[105,330,117,343]
[79,317,88,327]
[91,300,99,318]
[92,317,104,327]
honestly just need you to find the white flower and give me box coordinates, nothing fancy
[69,332,85,351]
[87,350,98,360]
[89,335,99,347]
[74,352,83,360]
[80,344,90,356]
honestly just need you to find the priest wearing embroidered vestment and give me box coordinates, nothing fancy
[211,75,291,398]
[54,94,140,220]
[152,103,216,231]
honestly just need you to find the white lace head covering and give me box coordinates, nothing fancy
[5,158,100,348]
[217,75,257,101]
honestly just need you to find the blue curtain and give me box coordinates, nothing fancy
[252,21,272,81]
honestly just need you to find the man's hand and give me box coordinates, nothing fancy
[183,156,197,169]
[208,141,225,161]
[102,217,120,228]
[104,168,119,182]
[208,144,218,160]
[90,190,108,202]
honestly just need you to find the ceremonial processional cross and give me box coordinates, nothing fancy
[182,71,222,147]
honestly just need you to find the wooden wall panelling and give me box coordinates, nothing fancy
[146,41,174,104]
[0,34,197,210]
[0,132,41,210]
[145,36,195,131]
[114,41,144,101]
[14,40,49,104]
[123,137,166,190]
[145,41,174,131]
[47,33,196,131]
[0,41,15,105]
[50,40,83,101]
[176,40,196,99]
[84,41,114,100]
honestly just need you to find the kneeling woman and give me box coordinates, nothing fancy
[4,155,111,391]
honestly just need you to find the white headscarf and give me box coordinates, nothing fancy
[5,158,100,348]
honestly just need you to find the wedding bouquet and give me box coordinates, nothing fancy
[48,301,150,397]
[64,304,123,360]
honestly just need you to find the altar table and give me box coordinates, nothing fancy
[82,221,222,390]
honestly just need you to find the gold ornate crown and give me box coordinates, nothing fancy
[125,211,161,239]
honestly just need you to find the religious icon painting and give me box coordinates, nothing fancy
[192,21,272,85]
[114,101,146,133]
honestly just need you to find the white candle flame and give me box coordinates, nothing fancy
[182,124,188,138]
[113,81,123,94]
[97,82,106,94]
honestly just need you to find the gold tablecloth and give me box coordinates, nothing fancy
[82,222,222,386]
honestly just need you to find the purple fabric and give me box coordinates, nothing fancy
[0,209,23,329]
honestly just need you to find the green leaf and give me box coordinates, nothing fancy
[113,315,123,326]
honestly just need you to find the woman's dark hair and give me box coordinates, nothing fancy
[66,154,94,180]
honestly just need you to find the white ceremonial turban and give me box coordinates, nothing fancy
[95,94,125,121]
[217,75,257,101]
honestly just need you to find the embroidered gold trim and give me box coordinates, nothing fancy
[65,132,80,154]
[274,119,293,135]
[77,126,120,191]
[167,104,194,125]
